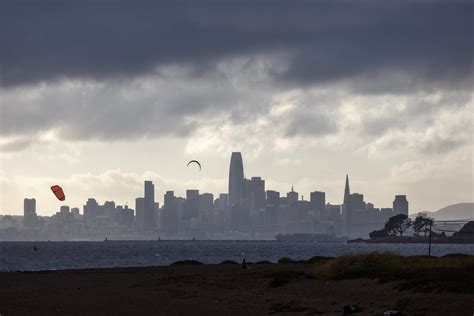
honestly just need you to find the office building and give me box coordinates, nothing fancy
[121,205,135,228]
[184,189,200,219]
[266,190,280,207]
[228,152,244,207]
[23,198,38,228]
[199,193,214,212]
[287,186,298,205]
[351,193,365,211]
[142,181,156,231]
[343,175,352,236]
[135,197,145,231]
[393,195,409,216]
[84,198,99,227]
[249,177,266,212]
[310,191,325,217]
[163,191,179,236]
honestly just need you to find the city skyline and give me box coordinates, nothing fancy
[5,170,415,218]
[1,1,472,215]
[5,152,417,240]
[16,173,410,218]
[0,151,471,216]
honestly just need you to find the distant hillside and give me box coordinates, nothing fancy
[424,203,474,221]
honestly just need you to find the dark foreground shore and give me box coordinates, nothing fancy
[1,254,473,315]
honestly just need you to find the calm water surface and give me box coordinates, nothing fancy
[0,240,473,271]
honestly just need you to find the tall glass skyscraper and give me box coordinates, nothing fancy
[228,152,244,208]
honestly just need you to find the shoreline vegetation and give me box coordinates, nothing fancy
[351,217,474,244]
[0,252,473,315]
[348,235,474,244]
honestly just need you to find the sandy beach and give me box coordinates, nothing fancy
[0,258,473,316]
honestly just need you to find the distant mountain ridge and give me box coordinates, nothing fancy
[422,203,474,221]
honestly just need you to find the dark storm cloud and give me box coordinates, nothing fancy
[0,0,472,88]
[0,76,242,140]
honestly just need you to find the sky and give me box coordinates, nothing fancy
[0,0,473,216]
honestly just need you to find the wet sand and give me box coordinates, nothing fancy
[0,263,472,315]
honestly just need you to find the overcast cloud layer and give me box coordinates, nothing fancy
[1,1,472,88]
[0,1,472,215]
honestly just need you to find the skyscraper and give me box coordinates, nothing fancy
[266,190,280,207]
[84,198,99,227]
[310,191,325,218]
[121,205,135,228]
[228,152,244,208]
[103,201,116,221]
[71,207,80,218]
[350,193,365,211]
[215,193,229,211]
[163,191,178,236]
[199,193,214,212]
[393,195,409,216]
[154,202,161,230]
[184,189,200,219]
[249,177,266,212]
[186,189,199,199]
[343,175,353,236]
[135,197,145,231]
[287,186,298,205]
[23,198,38,228]
[60,205,70,215]
[144,181,156,231]
[310,191,325,210]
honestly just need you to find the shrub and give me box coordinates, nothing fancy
[277,257,295,264]
[306,256,334,264]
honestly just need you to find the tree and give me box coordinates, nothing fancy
[422,218,434,236]
[369,228,389,239]
[412,216,423,236]
[384,214,412,237]
[413,216,433,236]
